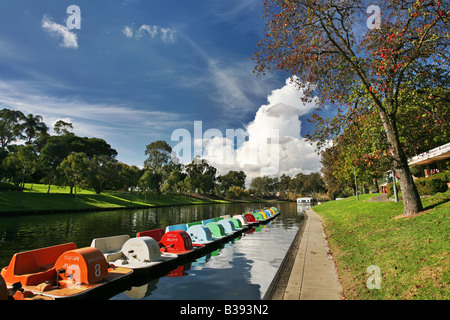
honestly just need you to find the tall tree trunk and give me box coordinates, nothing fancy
[379,110,423,216]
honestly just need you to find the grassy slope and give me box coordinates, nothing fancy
[0,183,230,213]
[313,191,449,300]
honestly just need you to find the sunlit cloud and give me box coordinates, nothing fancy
[41,15,78,49]
[201,77,322,184]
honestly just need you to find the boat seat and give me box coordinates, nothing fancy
[137,229,165,242]
[0,242,77,286]
[121,237,162,262]
[228,218,243,229]
[165,224,188,233]
[90,235,130,262]
[201,218,216,225]
[233,215,248,226]
[217,220,236,234]
[244,213,257,223]
[160,230,195,253]
[186,225,214,244]
[186,221,202,228]
[204,222,226,238]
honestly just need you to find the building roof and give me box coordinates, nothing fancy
[408,142,450,167]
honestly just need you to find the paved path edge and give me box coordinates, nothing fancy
[264,208,344,300]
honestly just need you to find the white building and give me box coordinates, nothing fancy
[296,197,313,203]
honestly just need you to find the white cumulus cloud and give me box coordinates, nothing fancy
[41,15,78,49]
[201,77,322,184]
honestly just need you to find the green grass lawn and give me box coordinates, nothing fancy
[0,183,230,213]
[313,191,449,300]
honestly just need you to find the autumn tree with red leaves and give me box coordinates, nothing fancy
[253,0,449,216]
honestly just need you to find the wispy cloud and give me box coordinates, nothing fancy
[183,36,277,120]
[0,80,190,166]
[122,24,176,43]
[41,15,78,49]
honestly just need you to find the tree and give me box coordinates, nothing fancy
[227,186,249,199]
[184,158,217,194]
[216,170,246,196]
[58,152,89,194]
[144,140,172,172]
[87,155,119,194]
[303,172,326,195]
[70,136,117,160]
[254,0,449,215]
[0,108,25,152]
[277,174,292,194]
[54,120,73,135]
[161,169,186,194]
[3,145,37,189]
[117,163,141,192]
[250,176,278,196]
[40,137,70,193]
[22,113,48,145]
[288,172,326,196]
[139,170,163,194]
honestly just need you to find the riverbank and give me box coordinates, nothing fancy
[313,191,449,300]
[0,183,279,216]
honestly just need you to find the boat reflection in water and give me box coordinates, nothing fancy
[114,206,304,300]
[0,202,304,300]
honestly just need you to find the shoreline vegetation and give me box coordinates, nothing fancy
[313,191,449,300]
[0,183,282,216]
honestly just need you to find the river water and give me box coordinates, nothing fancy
[0,202,309,300]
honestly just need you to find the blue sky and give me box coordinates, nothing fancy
[0,0,323,179]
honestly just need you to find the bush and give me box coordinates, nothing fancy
[428,178,448,194]
[0,182,21,191]
[430,171,450,183]
[386,182,401,198]
[415,177,448,196]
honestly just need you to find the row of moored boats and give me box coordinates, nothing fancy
[0,207,280,300]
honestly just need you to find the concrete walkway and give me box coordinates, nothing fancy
[264,208,344,300]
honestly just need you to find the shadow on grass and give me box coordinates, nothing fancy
[422,191,450,211]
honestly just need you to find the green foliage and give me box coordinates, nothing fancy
[0,182,21,191]
[144,140,172,172]
[254,0,449,215]
[386,182,401,198]
[429,171,450,183]
[216,170,246,196]
[415,177,448,196]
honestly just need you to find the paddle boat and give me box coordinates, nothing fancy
[0,242,133,299]
[270,207,280,215]
[244,212,258,224]
[165,223,217,246]
[0,274,52,300]
[136,229,205,259]
[217,219,242,235]
[230,214,249,227]
[186,225,216,245]
[251,210,267,222]
[201,219,230,239]
[90,235,178,273]
[266,207,279,217]
[222,215,247,230]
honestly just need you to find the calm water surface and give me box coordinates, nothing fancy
[0,202,309,299]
